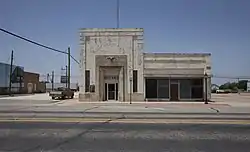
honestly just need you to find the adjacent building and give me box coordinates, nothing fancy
[79,28,211,102]
[0,62,24,94]
[23,71,40,93]
[0,62,43,94]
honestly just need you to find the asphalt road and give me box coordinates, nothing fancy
[0,122,250,152]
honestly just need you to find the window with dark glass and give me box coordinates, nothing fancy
[145,78,157,98]
[191,78,203,98]
[180,79,191,99]
[191,79,203,85]
[157,79,169,98]
[85,70,90,92]
[133,70,138,92]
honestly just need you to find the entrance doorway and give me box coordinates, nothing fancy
[105,83,118,101]
[170,83,179,101]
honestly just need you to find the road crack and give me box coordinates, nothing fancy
[210,107,220,113]
[45,115,126,151]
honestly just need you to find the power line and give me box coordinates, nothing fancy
[0,27,66,54]
[117,0,120,28]
[0,27,79,64]
[70,54,79,64]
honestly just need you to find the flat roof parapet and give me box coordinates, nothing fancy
[144,53,211,57]
[80,28,144,32]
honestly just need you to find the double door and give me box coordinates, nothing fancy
[105,83,118,101]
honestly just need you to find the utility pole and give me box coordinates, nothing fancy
[61,65,67,88]
[117,0,120,28]
[204,73,208,104]
[9,50,13,96]
[67,47,71,89]
[237,78,240,94]
[51,71,54,91]
[65,65,68,88]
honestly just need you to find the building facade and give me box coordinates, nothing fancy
[79,28,211,102]
[0,62,45,94]
[23,72,40,93]
[0,62,24,94]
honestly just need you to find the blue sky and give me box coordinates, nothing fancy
[0,0,250,84]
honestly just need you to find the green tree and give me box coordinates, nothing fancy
[238,80,247,90]
[219,82,231,90]
[219,80,248,91]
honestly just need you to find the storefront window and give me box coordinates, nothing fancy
[145,79,157,98]
[145,78,169,99]
[191,78,203,98]
[180,79,191,99]
[158,79,169,98]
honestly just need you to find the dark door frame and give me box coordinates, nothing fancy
[170,83,179,101]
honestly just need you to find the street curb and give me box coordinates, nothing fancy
[0,117,250,125]
[0,116,249,120]
[1,111,250,115]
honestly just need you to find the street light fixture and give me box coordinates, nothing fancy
[204,73,208,104]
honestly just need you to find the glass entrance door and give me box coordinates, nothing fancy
[105,83,118,101]
[108,83,115,100]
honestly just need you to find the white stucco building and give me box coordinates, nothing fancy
[79,28,211,102]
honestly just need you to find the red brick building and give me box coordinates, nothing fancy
[23,72,40,93]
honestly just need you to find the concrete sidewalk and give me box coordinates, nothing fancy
[1,92,250,108]
[1,100,250,121]
[0,92,250,121]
